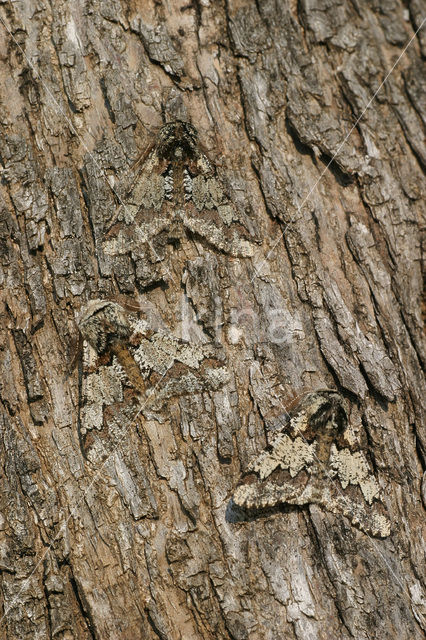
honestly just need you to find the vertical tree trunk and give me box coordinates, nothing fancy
[0,2,424,639]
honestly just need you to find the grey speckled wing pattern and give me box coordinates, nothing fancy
[77,300,229,461]
[233,390,391,538]
[102,121,258,267]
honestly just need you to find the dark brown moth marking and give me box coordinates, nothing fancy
[232,390,391,538]
[77,300,229,460]
[102,121,258,271]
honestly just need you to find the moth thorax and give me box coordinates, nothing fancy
[314,405,347,463]
[315,427,337,463]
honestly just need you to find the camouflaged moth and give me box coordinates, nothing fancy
[233,390,391,538]
[77,300,229,460]
[102,121,258,275]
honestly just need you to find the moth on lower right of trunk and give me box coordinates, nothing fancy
[232,390,391,538]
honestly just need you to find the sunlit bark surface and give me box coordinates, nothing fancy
[0,1,424,639]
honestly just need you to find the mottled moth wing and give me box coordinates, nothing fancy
[178,132,257,257]
[233,390,391,538]
[102,121,258,278]
[77,300,229,460]
[103,135,176,255]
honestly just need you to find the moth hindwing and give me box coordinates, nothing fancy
[233,390,391,538]
[102,121,258,272]
[77,300,229,459]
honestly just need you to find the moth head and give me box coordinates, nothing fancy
[157,121,198,161]
[290,390,347,440]
[77,300,131,354]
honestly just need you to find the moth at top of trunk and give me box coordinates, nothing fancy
[102,120,259,281]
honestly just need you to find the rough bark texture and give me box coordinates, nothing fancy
[0,1,425,639]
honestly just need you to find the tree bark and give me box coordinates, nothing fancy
[0,1,425,639]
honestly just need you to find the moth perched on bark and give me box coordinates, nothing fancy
[233,390,391,538]
[77,300,229,460]
[102,121,258,277]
